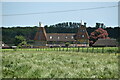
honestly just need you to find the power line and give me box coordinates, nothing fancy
[2,5,119,16]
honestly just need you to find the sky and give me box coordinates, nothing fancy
[1,2,119,27]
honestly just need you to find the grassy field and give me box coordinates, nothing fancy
[2,49,119,78]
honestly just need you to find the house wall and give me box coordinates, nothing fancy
[33,41,47,47]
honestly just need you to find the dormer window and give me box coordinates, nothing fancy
[50,36,53,39]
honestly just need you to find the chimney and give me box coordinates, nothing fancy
[39,22,44,27]
[81,20,84,26]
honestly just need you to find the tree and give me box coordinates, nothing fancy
[95,23,101,28]
[14,35,26,46]
[89,28,110,46]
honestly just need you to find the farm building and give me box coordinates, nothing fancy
[0,41,10,49]
[93,39,118,47]
[34,20,89,47]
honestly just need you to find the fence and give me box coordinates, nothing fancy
[2,47,119,53]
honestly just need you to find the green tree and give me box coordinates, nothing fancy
[17,41,28,48]
[14,35,26,46]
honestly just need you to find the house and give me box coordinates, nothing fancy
[93,39,118,47]
[34,20,89,47]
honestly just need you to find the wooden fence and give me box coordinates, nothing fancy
[2,47,119,53]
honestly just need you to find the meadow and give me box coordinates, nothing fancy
[2,48,119,78]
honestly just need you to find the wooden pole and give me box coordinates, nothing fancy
[78,47,80,52]
[82,47,83,52]
[92,47,94,53]
[87,47,88,53]
[67,47,68,51]
[102,47,104,53]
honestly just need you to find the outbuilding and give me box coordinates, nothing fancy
[93,39,118,47]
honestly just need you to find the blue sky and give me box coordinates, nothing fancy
[2,2,118,27]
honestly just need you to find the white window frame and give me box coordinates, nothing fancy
[50,36,53,39]
[82,35,84,37]
[58,36,60,39]
[71,36,74,39]
[65,36,68,39]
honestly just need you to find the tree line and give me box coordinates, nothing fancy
[1,22,120,45]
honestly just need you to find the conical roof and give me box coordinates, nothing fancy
[75,22,89,40]
[34,23,47,41]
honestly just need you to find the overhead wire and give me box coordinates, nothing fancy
[2,5,119,16]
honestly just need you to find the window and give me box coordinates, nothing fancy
[80,30,85,32]
[71,36,74,39]
[65,36,68,39]
[58,36,60,39]
[82,35,84,37]
[2,44,4,46]
[50,36,53,39]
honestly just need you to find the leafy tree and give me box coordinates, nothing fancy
[89,28,110,46]
[14,35,26,46]
[17,41,27,48]
[95,23,101,28]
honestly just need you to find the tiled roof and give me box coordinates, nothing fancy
[93,39,118,47]
[34,27,47,41]
[34,24,89,42]
[75,25,89,40]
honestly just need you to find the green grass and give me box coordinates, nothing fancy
[2,50,119,78]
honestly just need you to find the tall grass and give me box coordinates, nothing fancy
[2,50,119,78]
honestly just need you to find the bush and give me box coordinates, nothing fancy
[65,42,70,47]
